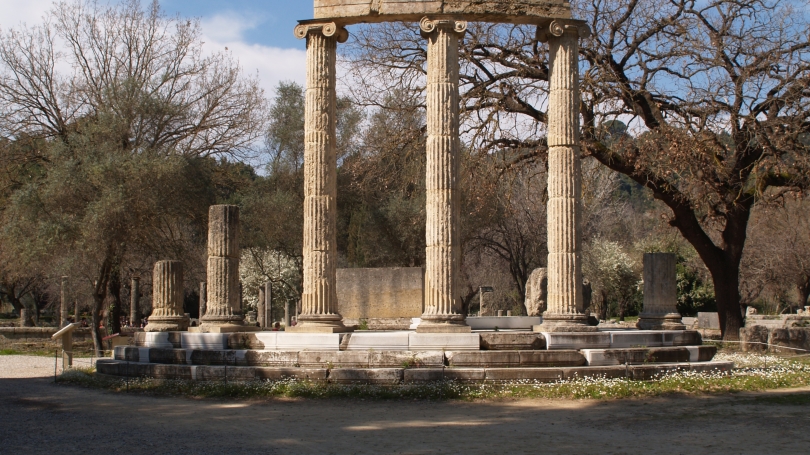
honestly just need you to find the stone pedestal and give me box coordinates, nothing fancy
[145,261,189,332]
[200,205,245,330]
[60,276,68,327]
[534,21,595,333]
[291,22,350,333]
[416,17,470,334]
[637,253,685,330]
[130,277,140,327]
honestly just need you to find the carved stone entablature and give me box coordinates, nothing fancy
[294,22,350,42]
[419,17,468,39]
[536,19,591,42]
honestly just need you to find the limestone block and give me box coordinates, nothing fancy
[312,0,572,23]
[408,333,480,351]
[445,351,520,367]
[485,368,563,382]
[181,333,229,350]
[698,312,720,329]
[479,332,545,350]
[328,368,404,384]
[581,348,689,366]
[524,267,547,316]
[403,368,486,383]
[542,332,610,350]
[276,333,342,351]
[608,331,668,348]
[638,253,685,330]
[368,351,445,368]
[685,345,717,362]
[249,332,278,350]
[342,331,410,351]
[148,349,188,365]
[670,330,703,346]
[298,351,370,368]
[769,327,810,354]
[255,367,327,381]
[139,332,179,349]
[466,316,543,330]
[243,351,299,367]
[740,326,769,353]
[337,267,424,319]
[519,350,586,366]
[207,205,240,258]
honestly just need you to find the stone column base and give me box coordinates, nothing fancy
[145,315,190,332]
[292,314,351,333]
[637,313,686,331]
[416,314,471,333]
[194,324,262,333]
[533,313,598,333]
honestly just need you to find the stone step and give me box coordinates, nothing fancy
[445,350,585,367]
[580,346,717,366]
[542,330,703,350]
[96,359,734,383]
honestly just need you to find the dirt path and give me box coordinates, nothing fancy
[1,355,808,454]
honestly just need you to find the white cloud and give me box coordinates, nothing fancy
[200,12,306,98]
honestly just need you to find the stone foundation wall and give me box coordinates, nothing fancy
[740,326,810,354]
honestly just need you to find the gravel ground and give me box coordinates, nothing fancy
[1,355,809,454]
[0,355,96,379]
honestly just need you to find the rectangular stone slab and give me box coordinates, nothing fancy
[312,0,572,23]
[485,368,563,381]
[542,332,611,350]
[342,331,410,351]
[479,332,545,350]
[276,333,343,351]
[408,333,480,350]
[298,351,370,368]
[445,351,520,367]
[368,350,445,368]
[328,368,404,384]
[519,350,586,366]
[403,368,486,382]
[181,333,229,350]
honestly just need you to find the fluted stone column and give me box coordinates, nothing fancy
[416,17,470,333]
[130,277,140,327]
[145,261,189,332]
[60,276,68,327]
[199,282,207,318]
[638,253,686,330]
[200,205,244,329]
[534,21,595,333]
[291,22,349,333]
[257,287,265,328]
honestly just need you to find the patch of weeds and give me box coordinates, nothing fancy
[357,319,369,331]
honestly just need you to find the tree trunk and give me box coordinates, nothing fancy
[706,258,744,341]
[90,292,105,356]
[109,266,122,334]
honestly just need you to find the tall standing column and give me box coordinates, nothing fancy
[637,253,686,330]
[130,277,140,327]
[535,21,596,333]
[264,281,272,328]
[291,22,349,333]
[60,276,69,327]
[145,261,189,332]
[201,205,244,329]
[257,286,265,328]
[417,17,470,333]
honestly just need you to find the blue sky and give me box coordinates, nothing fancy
[0,0,315,96]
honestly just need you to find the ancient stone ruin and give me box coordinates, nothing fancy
[101,0,731,384]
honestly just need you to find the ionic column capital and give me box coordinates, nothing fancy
[537,20,591,43]
[419,16,467,39]
[294,22,349,43]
